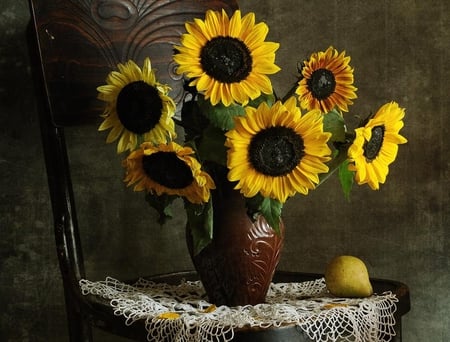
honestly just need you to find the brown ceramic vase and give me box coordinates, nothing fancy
[186,180,285,307]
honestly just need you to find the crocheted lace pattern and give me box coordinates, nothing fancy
[80,276,398,342]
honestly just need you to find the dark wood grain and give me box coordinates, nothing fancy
[29,0,239,125]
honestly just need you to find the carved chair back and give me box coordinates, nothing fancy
[27,0,238,340]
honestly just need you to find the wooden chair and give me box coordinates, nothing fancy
[27,0,410,341]
[27,1,239,341]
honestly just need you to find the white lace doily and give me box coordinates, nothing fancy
[80,276,398,342]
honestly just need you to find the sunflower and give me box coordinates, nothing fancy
[173,9,280,106]
[225,97,332,203]
[97,58,176,153]
[348,101,407,190]
[123,141,215,204]
[296,46,357,114]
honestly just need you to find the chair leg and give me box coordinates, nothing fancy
[392,320,402,342]
[64,293,93,342]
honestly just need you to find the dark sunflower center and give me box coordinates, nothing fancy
[200,36,252,83]
[307,68,336,100]
[116,81,163,134]
[142,152,194,189]
[364,125,385,161]
[248,126,305,176]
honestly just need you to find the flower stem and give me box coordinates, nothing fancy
[281,80,301,103]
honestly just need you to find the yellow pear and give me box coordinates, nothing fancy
[324,255,373,297]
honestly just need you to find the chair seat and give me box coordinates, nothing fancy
[81,271,410,342]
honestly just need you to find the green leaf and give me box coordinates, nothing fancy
[245,194,265,218]
[180,99,210,142]
[185,200,213,255]
[248,93,276,108]
[338,159,354,201]
[318,146,348,185]
[145,193,177,225]
[259,197,283,235]
[197,124,227,166]
[197,95,245,131]
[195,93,276,131]
[323,108,346,143]
[245,195,282,234]
[136,134,146,147]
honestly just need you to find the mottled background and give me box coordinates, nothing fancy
[1,0,449,341]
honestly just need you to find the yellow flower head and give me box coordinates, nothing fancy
[296,46,357,113]
[123,141,215,204]
[97,58,176,153]
[348,101,408,190]
[225,97,332,203]
[174,9,280,106]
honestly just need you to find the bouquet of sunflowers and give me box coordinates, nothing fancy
[97,9,407,254]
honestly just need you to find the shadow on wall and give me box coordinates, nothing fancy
[0,7,69,341]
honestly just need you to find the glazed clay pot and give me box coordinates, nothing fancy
[186,181,285,306]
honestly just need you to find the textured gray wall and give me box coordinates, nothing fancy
[1,0,449,341]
